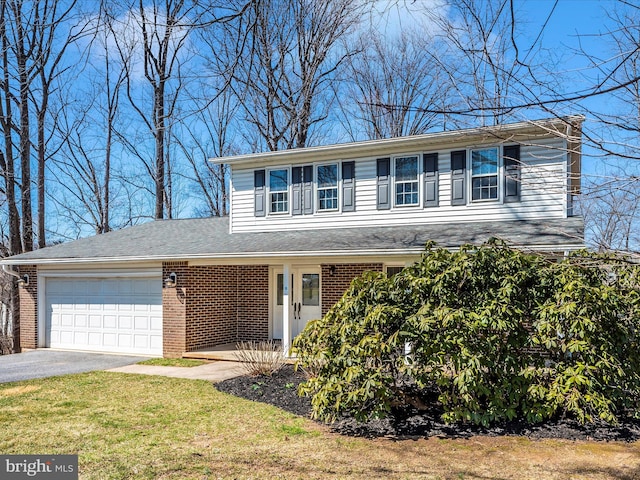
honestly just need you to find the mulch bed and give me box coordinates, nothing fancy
[215,365,640,441]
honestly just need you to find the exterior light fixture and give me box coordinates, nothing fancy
[17,274,29,287]
[329,265,336,276]
[164,272,177,288]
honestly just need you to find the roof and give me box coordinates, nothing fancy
[1,216,585,265]
[211,116,585,167]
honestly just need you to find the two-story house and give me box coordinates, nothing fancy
[1,116,585,358]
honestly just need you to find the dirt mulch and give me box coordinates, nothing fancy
[215,365,640,441]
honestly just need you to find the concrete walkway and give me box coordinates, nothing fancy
[107,361,246,382]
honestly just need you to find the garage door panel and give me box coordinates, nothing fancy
[46,277,163,355]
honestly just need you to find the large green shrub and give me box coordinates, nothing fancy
[293,241,640,425]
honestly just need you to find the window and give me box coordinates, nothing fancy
[269,169,289,213]
[317,164,338,211]
[471,148,499,201]
[385,265,404,277]
[395,156,419,206]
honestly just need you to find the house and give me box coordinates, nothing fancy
[1,116,585,358]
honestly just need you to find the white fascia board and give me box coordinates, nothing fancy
[210,116,585,167]
[0,243,584,267]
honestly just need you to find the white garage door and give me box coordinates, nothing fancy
[46,277,163,355]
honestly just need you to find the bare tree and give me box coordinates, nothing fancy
[339,28,450,139]
[174,87,238,217]
[216,0,366,151]
[0,0,86,351]
[422,0,560,128]
[107,0,201,219]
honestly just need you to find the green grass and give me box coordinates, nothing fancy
[136,357,206,367]
[0,373,639,479]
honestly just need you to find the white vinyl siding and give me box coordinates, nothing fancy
[230,137,568,232]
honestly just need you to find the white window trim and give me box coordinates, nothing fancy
[393,154,421,208]
[267,166,291,215]
[315,162,340,213]
[469,147,502,204]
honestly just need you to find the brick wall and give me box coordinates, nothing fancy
[163,262,381,356]
[185,265,238,351]
[164,263,270,355]
[162,262,189,357]
[17,265,38,350]
[321,263,383,316]
[237,265,269,342]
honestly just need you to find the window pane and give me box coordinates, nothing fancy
[396,182,418,205]
[276,274,283,306]
[386,266,404,276]
[317,164,338,187]
[301,274,319,306]
[395,156,419,206]
[395,156,418,181]
[472,149,498,175]
[472,176,498,200]
[270,169,288,191]
[271,192,288,212]
[317,164,338,211]
[318,188,338,210]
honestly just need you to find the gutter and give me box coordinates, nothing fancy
[0,243,585,266]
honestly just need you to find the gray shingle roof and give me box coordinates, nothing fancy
[1,216,584,265]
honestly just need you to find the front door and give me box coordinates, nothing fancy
[272,267,321,340]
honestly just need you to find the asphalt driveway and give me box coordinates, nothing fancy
[0,350,148,383]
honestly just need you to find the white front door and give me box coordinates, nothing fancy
[272,267,321,340]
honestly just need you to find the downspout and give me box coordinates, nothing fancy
[3,264,21,281]
[3,264,28,287]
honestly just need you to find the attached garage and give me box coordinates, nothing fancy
[44,276,162,356]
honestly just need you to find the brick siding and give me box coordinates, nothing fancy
[321,263,383,316]
[163,263,270,356]
[162,262,189,357]
[237,265,269,342]
[17,265,38,350]
[17,260,380,358]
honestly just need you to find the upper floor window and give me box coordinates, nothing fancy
[471,148,499,201]
[395,155,419,206]
[269,169,289,213]
[317,164,338,211]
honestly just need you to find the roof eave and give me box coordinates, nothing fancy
[209,116,585,167]
[0,242,585,266]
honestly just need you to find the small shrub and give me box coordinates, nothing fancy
[234,340,286,376]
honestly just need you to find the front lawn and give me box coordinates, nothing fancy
[0,372,638,479]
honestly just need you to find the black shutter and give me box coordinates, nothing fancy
[254,170,266,217]
[303,165,313,214]
[342,161,355,212]
[423,153,439,207]
[376,158,391,210]
[503,145,521,203]
[450,150,466,206]
[291,167,303,215]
